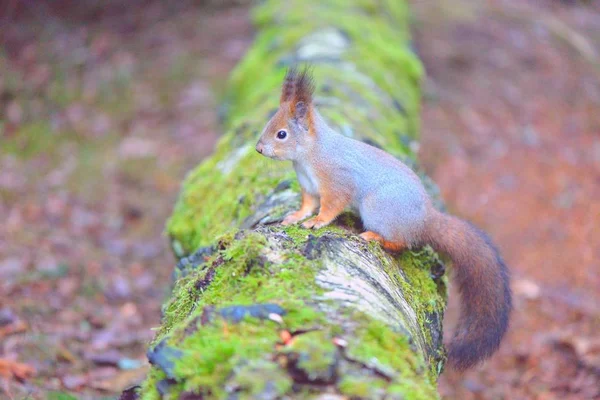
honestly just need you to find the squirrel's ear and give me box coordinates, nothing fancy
[291,67,315,132]
[294,101,308,121]
[291,100,312,132]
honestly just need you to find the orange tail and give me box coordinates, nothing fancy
[424,210,512,371]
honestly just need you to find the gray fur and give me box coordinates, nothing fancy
[310,111,430,246]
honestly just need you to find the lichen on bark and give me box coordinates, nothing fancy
[139,0,448,399]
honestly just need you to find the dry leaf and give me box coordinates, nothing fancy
[0,358,35,380]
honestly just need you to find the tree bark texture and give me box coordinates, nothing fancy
[138,1,448,399]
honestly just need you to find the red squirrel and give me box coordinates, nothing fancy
[255,67,512,371]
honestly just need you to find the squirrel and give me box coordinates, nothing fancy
[255,67,512,371]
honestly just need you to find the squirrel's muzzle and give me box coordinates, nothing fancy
[256,142,264,154]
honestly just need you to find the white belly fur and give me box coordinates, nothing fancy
[293,161,320,195]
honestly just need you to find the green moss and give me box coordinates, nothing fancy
[282,331,337,380]
[397,248,447,314]
[335,315,439,399]
[394,248,447,380]
[1,122,60,158]
[339,376,385,399]
[184,232,323,314]
[46,392,79,400]
[282,223,350,246]
[146,230,331,394]
[282,224,310,245]
[144,229,444,397]
[338,376,371,398]
[139,368,167,400]
[348,318,417,375]
[349,323,437,399]
[227,359,293,399]
[174,318,280,396]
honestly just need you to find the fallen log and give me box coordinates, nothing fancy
[137,1,448,398]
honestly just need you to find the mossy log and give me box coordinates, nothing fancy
[137,1,449,399]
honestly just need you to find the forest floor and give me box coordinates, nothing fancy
[412,1,600,398]
[0,0,599,399]
[1,2,254,399]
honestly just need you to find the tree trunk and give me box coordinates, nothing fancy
[137,1,448,399]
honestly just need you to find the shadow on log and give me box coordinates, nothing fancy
[136,1,448,398]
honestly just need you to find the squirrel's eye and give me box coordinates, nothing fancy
[276,130,287,140]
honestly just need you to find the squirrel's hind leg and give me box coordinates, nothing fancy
[360,231,406,253]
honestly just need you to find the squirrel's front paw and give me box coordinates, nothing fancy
[282,212,305,226]
[301,217,328,229]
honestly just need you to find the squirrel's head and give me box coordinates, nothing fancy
[256,67,315,161]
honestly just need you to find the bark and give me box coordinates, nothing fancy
[136,1,448,399]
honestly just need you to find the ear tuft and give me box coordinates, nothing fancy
[294,66,315,106]
[280,67,297,104]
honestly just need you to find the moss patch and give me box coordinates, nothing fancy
[227,359,293,399]
[174,318,282,396]
[141,227,443,398]
[156,231,325,343]
[395,248,447,378]
[141,230,329,397]
[282,330,338,382]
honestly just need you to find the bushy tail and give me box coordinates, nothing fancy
[424,210,512,371]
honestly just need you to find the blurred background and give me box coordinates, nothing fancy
[0,0,598,399]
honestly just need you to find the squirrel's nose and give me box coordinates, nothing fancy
[256,142,264,154]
